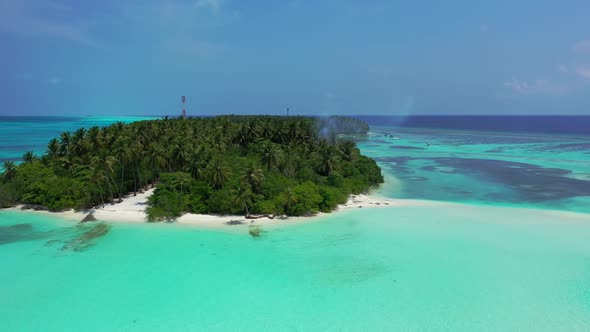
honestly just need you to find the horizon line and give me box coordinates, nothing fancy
[2,114,590,117]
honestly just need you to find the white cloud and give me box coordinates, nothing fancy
[193,0,223,12]
[504,79,529,92]
[575,65,590,79]
[504,78,568,96]
[574,40,590,54]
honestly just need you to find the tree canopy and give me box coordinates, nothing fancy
[0,115,383,220]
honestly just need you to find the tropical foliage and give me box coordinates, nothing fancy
[0,115,383,219]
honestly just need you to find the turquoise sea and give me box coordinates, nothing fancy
[1,116,590,331]
[0,116,155,162]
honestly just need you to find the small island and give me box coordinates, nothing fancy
[0,115,384,222]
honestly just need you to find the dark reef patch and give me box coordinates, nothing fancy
[0,223,49,245]
[375,156,590,203]
[389,145,425,150]
[432,157,590,201]
[60,223,111,252]
[532,143,590,153]
[421,166,437,171]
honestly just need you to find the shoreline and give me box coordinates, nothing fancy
[6,187,590,230]
[5,187,431,230]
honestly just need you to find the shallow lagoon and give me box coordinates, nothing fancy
[2,205,590,331]
[361,126,590,213]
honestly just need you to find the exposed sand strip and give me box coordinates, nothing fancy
[10,188,437,229]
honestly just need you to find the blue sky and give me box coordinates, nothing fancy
[2,0,590,116]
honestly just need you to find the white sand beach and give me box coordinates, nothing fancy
[11,188,435,229]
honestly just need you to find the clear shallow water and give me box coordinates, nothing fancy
[1,116,590,331]
[2,207,590,331]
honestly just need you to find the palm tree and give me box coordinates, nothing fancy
[206,158,230,189]
[273,124,287,144]
[58,132,71,156]
[233,186,255,216]
[91,154,117,204]
[281,187,297,215]
[172,139,193,169]
[112,121,125,134]
[241,164,264,193]
[211,136,227,154]
[145,143,166,187]
[235,125,251,146]
[70,128,87,157]
[259,122,272,139]
[260,143,280,171]
[317,145,339,176]
[130,140,144,194]
[47,138,59,157]
[288,122,299,141]
[338,140,358,162]
[2,161,17,181]
[89,165,107,208]
[114,138,133,198]
[171,172,192,193]
[22,151,36,164]
[59,156,75,175]
[184,153,206,180]
[87,126,102,150]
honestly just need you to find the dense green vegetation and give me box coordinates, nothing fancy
[0,115,383,220]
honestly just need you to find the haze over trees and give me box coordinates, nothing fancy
[0,115,383,220]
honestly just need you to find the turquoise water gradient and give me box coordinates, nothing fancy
[1,117,590,331]
[2,207,590,331]
[360,126,590,213]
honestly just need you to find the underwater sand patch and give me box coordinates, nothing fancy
[405,176,429,181]
[313,256,389,285]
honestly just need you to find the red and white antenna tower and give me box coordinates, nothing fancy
[181,96,187,118]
